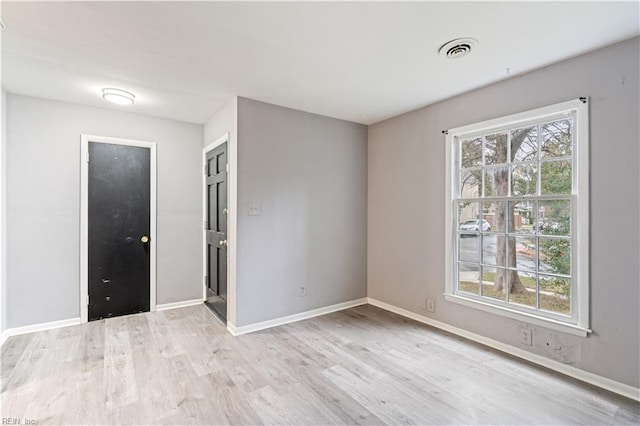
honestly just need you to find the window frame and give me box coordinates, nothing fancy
[444,99,590,337]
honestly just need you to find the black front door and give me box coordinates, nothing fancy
[88,142,151,321]
[205,142,228,321]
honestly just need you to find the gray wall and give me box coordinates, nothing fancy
[1,4,5,334]
[368,37,640,387]
[1,90,6,333]
[236,98,367,326]
[6,94,204,327]
[204,97,237,145]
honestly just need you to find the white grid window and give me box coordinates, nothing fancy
[444,99,590,336]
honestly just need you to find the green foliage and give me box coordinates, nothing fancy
[539,196,571,298]
[541,239,570,275]
[461,137,482,168]
[541,160,571,195]
[541,120,572,157]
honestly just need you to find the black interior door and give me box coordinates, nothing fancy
[205,142,228,321]
[88,142,150,321]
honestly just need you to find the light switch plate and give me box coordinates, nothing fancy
[248,202,261,216]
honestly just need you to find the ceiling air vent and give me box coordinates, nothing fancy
[438,38,478,59]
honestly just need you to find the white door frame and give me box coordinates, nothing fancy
[80,134,157,323]
[203,132,236,325]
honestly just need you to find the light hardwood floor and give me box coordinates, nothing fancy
[1,304,639,425]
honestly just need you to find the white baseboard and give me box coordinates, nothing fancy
[367,297,640,402]
[156,298,204,311]
[1,317,82,347]
[226,322,238,336]
[0,298,204,347]
[0,329,9,347]
[0,298,204,348]
[228,297,369,336]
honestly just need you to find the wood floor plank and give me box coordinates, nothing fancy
[1,304,638,425]
[103,322,138,411]
[265,328,385,425]
[203,369,264,425]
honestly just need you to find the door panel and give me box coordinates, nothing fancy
[205,142,228,321]
[88,142,150,321]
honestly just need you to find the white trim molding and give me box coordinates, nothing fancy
[0,298,203,347]
[80,135,158,323]
[203,132,237,324]
[1,317,82,347]
[156,298,204,312]
[227,298,369,336]
[444,293,590,337]
[367,298,639,402]
[0,330,10,347]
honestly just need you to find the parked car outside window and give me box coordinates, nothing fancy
[459,219,491,236]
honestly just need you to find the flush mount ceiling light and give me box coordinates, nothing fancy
[438,38,479,59]
[102,88,135,105]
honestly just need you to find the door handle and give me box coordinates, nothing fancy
[141,235,150,244]
[219,239,227,247]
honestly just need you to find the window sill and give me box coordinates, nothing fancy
[444,293,591,337]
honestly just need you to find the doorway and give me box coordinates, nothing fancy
[80,135,157,323]
[204,141,228,322]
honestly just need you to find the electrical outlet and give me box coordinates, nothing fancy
[298,285,307,297]
[426,298,435,313]
[520,328,533,346]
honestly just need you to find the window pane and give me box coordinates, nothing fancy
[484,132,508,165]
[450,106,581,325]
[539,237,571,276]
[458,201,480,227]
[537,199,570,236]
[481,266,506,301]
[460,170,481,198]
[458,232,479,263]
[539,275,571,315]
[458,262,480,295]
[482,234,505,267]
[541,160,572,195]
[461,137,482,168]
[511,126,538,162]
[508,270,537,308]
[508,236,536,271]
[509,200,535,233]
[483,201,505,233]
[484,165,509,197]
[541,119,572,159]
[511,163,538,196]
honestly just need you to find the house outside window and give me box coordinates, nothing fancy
[444,99,590,336]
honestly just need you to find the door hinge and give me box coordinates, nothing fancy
[204,163,208,175]
[204,220,208,230]
[87,295,90,305]
[86,152,90,163]
[226,163,229,173]
[204,275,208,286]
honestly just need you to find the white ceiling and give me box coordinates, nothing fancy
[2,1,639,125]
